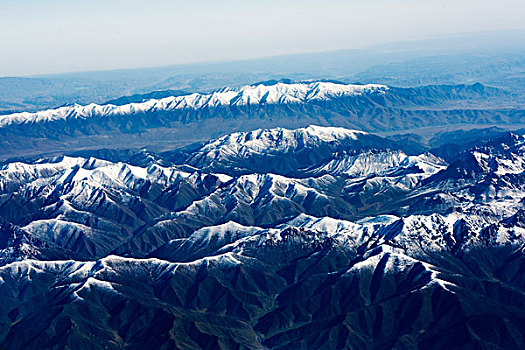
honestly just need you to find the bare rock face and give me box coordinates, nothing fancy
[0,125,525,349]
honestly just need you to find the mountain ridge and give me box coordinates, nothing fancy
[0,81,388,128]
[0,80,522,161]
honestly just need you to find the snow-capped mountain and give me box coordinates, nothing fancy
[0,82,387,128]
[0,80,519,161]
[305,149,446,177]
[1,125,525,349]
[179,125,403,175]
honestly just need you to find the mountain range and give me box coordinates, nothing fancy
[1,80,523,161]
[1,125,525,348]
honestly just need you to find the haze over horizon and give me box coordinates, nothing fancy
[2,0,524,77]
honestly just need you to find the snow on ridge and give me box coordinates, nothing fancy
[193,125,369,158]
[311,150,446,178]
[0,82,388,128]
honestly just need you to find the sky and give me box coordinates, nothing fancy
[1,0,524,76]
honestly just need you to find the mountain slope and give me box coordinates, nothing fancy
[0,215,524,349]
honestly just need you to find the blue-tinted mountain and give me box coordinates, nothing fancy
[0,126,525,348]
[0,80,522,161]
